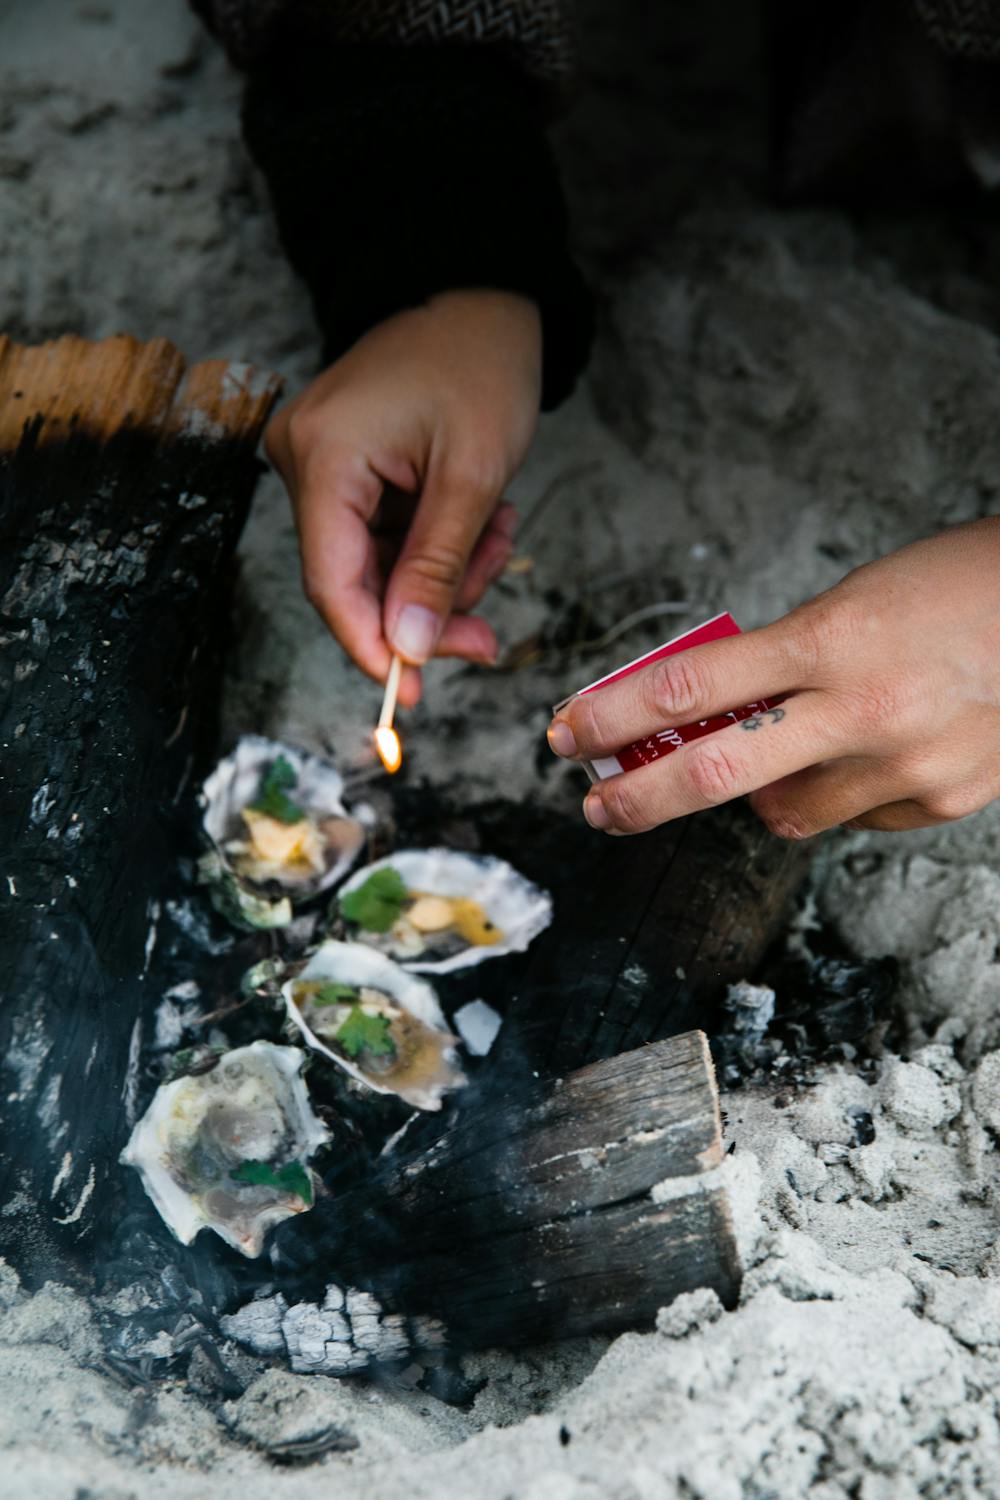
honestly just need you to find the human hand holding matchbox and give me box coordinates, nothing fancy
[553,613,777,783]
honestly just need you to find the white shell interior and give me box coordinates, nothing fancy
[200,735,366,898]
[120,1041,330,1257]
[283,941,462,1110]
[336,849,553,973]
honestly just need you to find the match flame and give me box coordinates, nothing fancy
[373,725,402,775]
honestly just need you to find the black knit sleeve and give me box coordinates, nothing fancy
[240,22,593,408]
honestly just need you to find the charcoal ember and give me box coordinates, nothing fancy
[848,1107,877,1146]
[184,1340,246,1400]
[712,957,898,1088]
[260,1428,361,1466]
[419,1361,487,1408]
[219,1293,289,1357]
[98,1218,245,1326]
[774,955,899,1050]
[710,980,780,1089]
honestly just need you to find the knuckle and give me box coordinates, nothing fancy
[851,678,922,739]
[685,738,745,805]
[568,691,600,748]
[442,452,506,504]
[406,537,469,594]
[646,653,707,722]
[786,596,861,680]
[752,795,812,841]
[780,604,828,678]
[917,785,983,824]
[602,777,648,833]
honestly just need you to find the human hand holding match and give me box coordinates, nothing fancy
[549,519,1000,838]
[264,290,541,707]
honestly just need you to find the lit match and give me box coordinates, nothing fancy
[374,652,403,774]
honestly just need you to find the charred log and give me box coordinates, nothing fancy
[223,1030,740,1362]
[0,334,280,1278]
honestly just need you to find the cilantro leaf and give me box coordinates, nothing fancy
[339,867,407,932]
[230,1158,314,1205]
[312,982,361,1007]
[263,755,297,792]
[275,1162,314,1205]
[249,755,305,825]
[335,1004,395,1059]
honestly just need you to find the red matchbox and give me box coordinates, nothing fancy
[555,611,775,782]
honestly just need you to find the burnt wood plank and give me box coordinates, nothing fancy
[0,334,280,1278]
[307,1032,741,1349]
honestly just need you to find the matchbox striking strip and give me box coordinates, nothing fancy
[556,612,775,782]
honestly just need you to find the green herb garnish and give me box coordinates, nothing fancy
[229,1158,313,1205]
[312,982,361,1007]
[248,754,305,825]
[334,1004,395,1059]
[339,866,407,932]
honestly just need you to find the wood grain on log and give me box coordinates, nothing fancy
[0,334,280,1277]
[287,1031,740,1352]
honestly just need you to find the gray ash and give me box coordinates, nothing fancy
[711,948,899,1090]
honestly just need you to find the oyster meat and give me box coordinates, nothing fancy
[335,849,552,973]
[120,1041,330,1257]
[284,941,465,1111]
[199,736,367,930]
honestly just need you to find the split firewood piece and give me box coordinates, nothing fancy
[259,1031,740,1360]
[0,334,281,1279]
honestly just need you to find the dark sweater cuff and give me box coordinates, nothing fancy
[242,37,593,409]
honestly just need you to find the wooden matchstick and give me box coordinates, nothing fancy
[378,652,403,730]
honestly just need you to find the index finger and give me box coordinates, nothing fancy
[582,693,843,835]
[549,618,811,762]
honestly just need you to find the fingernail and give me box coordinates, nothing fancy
[391,604,441,664]
[547,720,577,758]
[495,508,518,539]
[584,793,612,831]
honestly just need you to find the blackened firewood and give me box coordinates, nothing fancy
[280,1031,740,1352]
[0,334,280,1280]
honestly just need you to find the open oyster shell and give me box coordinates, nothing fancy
[199,735,367,930]
[120,1042,330,1258]
[335,849,552,974]
[283,941,465,1112]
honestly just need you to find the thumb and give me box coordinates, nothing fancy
[383,461,503,665]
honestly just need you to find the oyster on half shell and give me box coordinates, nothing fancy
[334,849,552,974]
[199,736,367,930]
[120,1042,330,1257]
[284,941,465,1111]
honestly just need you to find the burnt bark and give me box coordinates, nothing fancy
[0,335,280,1278]
[270,1031,740,1353]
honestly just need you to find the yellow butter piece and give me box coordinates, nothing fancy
[407,895,455,933]
[450,898,502,947]
[242,807,322,869]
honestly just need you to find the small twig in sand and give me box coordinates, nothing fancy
[569,600,690,655]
